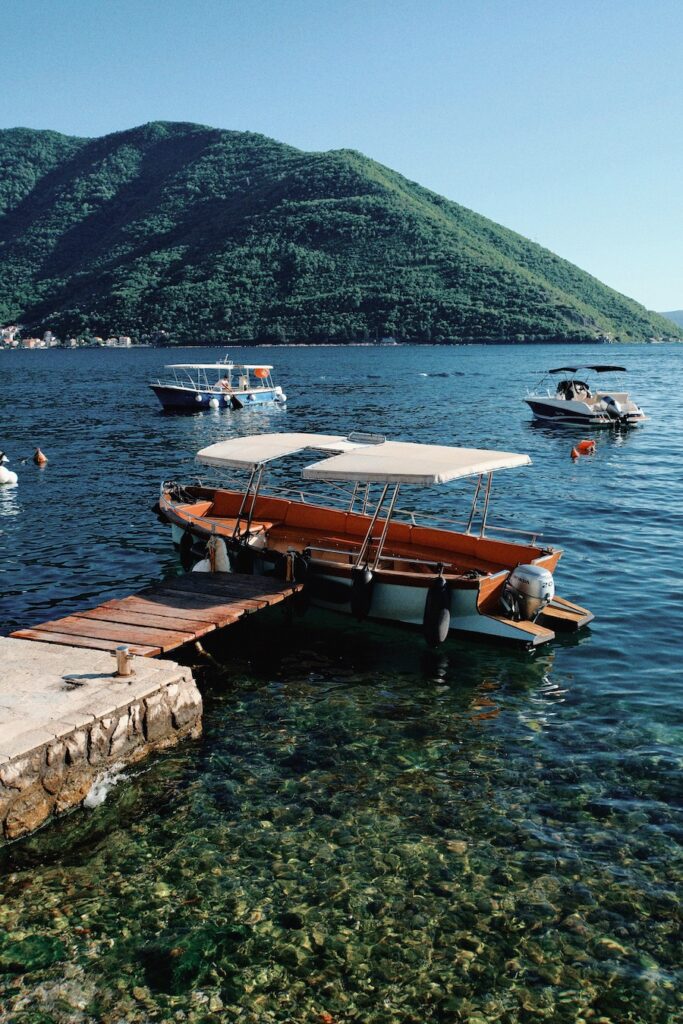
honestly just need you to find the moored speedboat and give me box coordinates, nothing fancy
[149,355,286,410]
[155,432,593,647]
[524,365,646,425]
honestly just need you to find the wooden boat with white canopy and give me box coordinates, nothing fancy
[156,431,593,646]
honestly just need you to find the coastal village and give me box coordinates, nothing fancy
[0,325,137,349]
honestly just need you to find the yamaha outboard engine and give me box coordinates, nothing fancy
[501,565,554,621]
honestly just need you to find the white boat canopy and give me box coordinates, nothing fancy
[197,432,531,484]
[196,433,365,470]
[304,441,530,486]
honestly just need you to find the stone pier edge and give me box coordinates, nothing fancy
[0,668,202,842]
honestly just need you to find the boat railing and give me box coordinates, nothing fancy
[150,375,277,392]
[303,544,464,572]
[169,478,543,545]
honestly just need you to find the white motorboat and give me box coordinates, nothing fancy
[149,355,286,410]
[155,431,593,647]
[524,365,646,425]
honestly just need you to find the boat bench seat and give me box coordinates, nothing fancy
[267,524,507,576]
[177,500,213,518]
[203,515,281,537]
[268,524,360,555]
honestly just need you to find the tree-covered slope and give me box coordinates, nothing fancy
[0,121,679,344]
[661,310,683,328]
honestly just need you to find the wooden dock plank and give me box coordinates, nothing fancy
[98,596,224,625]
[104,595,243,627]
[27,616,196,652]
[79,605,218,635]
[9,573,302,657]
[9,629,160,656]
[156,573,295,597]
[150,584,271,611]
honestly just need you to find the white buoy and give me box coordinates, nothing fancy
[209,397,220,409]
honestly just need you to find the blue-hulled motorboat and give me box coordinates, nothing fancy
[149,356,287,411]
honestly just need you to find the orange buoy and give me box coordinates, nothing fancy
[254,367,268,379]
[571,447,580,460]
[33,447,48,466]
[576,439,596,455]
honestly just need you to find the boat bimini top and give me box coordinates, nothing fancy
[196,432,531,487]
[548,365,626,374]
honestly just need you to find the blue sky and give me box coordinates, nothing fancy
[2,0,681,310]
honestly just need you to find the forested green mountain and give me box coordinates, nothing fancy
[0,121,679,344]
[661,310,683,328]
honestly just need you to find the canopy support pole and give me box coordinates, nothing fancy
[371,484,401,569]
[467,474,483,534]
[479,474,493,538]
[354,484,389,568]
[242,464,265,538]
[232,465,260,541]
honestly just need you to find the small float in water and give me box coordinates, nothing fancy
[524,365,646,426]
[156,431,593,647]
[149,355,286,411]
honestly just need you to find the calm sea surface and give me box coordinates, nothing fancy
[0,344,681,1023]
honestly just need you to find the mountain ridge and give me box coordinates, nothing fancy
[0,120,679,344]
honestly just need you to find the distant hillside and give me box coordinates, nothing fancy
[660,310,683,327]
[0,121,680,344]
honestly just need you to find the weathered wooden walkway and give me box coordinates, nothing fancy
[10,573,302,658]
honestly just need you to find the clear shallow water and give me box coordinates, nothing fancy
[0,344,681,1022]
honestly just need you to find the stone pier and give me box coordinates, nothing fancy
[0,637,202,841]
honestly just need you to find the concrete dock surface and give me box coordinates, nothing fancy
[0,637,202,840]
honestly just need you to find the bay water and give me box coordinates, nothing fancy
[0,344,681,1022]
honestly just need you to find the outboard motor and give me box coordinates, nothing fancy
[501,565,554,622]
[600,394,623,420]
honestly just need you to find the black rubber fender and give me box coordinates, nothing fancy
[293,552,310,583]
[191,539,208,560]
[179,530,196,572]
[423,576,451,647]
[351,567,374,621]
[229,545,253,574]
